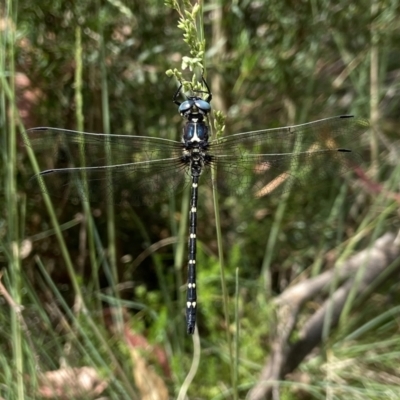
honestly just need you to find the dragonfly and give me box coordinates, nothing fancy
[25,77,369,334]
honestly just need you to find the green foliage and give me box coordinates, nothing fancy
[1,0,400,399]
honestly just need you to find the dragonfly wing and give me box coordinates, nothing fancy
[25,128,187,206]
[208,149,363,198]
[210,116,369,153]
[207,116,369,197]
[25,127,183,166]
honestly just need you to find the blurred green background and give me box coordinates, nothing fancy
[2,1,400,399]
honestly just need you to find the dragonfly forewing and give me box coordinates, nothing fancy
[25,127,187,206]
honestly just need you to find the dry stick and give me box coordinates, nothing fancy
[248,231,400,400]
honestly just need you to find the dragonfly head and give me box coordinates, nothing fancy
[178,96,211,121]
[173,75,213,122]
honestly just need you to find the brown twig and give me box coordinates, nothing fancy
[248,231,400,400]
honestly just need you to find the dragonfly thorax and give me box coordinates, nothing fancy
[183,121,209,144]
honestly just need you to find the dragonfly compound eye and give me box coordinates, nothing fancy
[179,100,193,115]
[194,99,211,114]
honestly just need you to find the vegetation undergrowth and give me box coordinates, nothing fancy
[1,0,400,399]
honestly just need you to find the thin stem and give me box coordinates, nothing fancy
[234,267,240,393]
[175,186,190,340]
[74,26,102,314]
[99,22,121,332]
[210,110,237,400]
[5,1,24,397]
[369,0,379,176]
